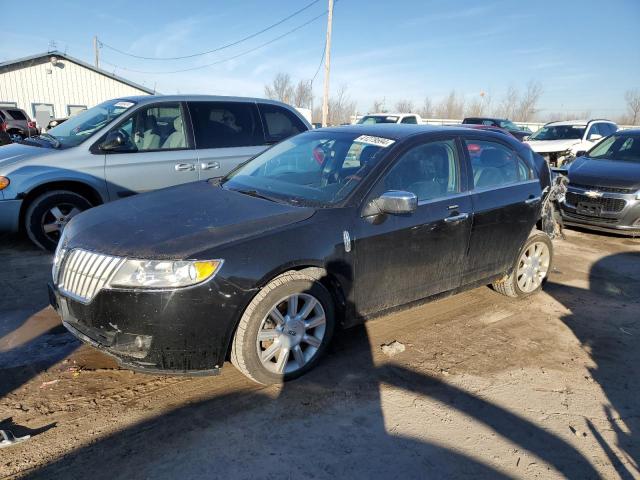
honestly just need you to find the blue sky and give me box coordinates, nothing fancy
[3,0,639,118]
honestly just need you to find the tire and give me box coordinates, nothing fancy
[492,232,553,298]
[25,190,92,251]
[231,271,335,385]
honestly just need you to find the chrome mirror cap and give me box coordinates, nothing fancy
[374,190,418,215]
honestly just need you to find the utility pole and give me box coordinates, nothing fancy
[321,0,334,127]
[93,36,100,69]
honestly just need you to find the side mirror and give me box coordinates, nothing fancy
[575,150,587,158]
[373,190,418,215]
[100,131,125,151]
[588,134,602,141]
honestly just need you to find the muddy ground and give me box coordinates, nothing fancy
[0,228,638,479]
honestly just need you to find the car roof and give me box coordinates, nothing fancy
[315,123,517,141]
[615,128,640,136]
[109,94,300,108]
[363,113,413,117]
[545,119,615,126]
[464,117,507,121]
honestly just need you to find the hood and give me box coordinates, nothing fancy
[525,139,580,153]
[568,157,640,191]
[64,181,316,258]
[0,141,60,171]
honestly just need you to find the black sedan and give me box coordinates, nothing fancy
[560,129,640,236]
[50,125,553,384]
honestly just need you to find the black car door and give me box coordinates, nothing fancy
[461,135,541,285]
[352,136,473,318]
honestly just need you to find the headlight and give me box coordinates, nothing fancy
[108,259,223,289]
[52,230,68,282]
[0,176,9,190]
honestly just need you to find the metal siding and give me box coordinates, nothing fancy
[0,58,150,126]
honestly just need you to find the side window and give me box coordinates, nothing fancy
[587,123,601,139]
[383,139,460,202]
[116,103,187,152]
[188,101,264,149]
[258,103,307,143]
[401,116,417,124]
[465,139,530,189]
[600,123,616,136]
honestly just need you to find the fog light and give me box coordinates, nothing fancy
[110,333,153,359]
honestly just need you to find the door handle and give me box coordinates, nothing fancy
[444,213,469,223]
[525,196,541,205]
[200,161,220,170]
[175,163,196,172]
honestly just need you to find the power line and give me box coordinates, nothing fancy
[101,11,328,75]
[99,0,320,61]
[311,38,327,84]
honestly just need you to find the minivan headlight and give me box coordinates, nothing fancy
[0,176,9,190]
[109,259,223,289]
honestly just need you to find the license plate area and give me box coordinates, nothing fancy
[576,201,602,217]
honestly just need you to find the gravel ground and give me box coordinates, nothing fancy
[0,228,638,479]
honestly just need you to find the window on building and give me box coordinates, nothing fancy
[0,102,17,108]
[32,103,55,127]
[67,105,87,117]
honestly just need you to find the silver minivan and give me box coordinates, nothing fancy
[0,95,310,250]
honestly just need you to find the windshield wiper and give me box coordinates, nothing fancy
[38,133,61,148]
[233,189,278,203]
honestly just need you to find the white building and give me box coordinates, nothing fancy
[0,51,153,127]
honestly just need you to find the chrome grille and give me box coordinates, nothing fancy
[58,249,124,303]
[565,192,626,213]
[569,183,635,194]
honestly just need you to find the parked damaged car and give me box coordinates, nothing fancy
[0,95,310,251]
[50,125,554,385]
[526,119,618,167]
[560,129,640,236]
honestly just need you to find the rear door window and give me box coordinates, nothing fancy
[401,116,418,124]
[464,139,532,189]
[258,103,307,143]
[188,101,264,149]
[7,109,27,120]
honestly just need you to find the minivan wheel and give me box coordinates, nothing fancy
[25,190,92,251]
[231,271,335,385]
[492,232,553,298]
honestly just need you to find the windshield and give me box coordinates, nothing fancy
[529,125,585,141]
[222,131,390,206]
[46,99,137,147]
[588,134,640,162]
[499,120,519,131]
[358,115,399,124]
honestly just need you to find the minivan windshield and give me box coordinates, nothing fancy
[46,99,137,148]
[222,131,389,206]
[529,125,585,141]
[588,134,640,162]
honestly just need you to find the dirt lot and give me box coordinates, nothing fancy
[0,228,638,479]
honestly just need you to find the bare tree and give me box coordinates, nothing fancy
[625,89,640,125]
[264,73,294,104]
[514,81,543,122]
[313,85,356,125]
[435,91,465,119]
[293,79,313,109]
[370,98,386,113]
[465,92,490,118]
[395,99,414,113]
[495,85,519,119]
[419,97,433,118]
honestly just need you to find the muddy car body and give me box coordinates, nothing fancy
[50,125,553,384]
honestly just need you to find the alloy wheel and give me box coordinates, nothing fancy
[516,241,550,293]
[41,203,82,243]
[256,293,327,375]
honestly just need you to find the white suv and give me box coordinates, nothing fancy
[525,119,618,166]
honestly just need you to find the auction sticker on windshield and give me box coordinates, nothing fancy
[355,135,396,148]
[114,101,135,109]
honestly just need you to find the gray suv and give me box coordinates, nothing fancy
[0,95,310,250]
[0,107,39,141]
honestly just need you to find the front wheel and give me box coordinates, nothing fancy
[492,232,553,298]
[25,190,92,251]
[231,271,335,385]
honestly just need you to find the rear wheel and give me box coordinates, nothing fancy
[25,190,92,251]
[231,271,335,385]
[492,232,553,298]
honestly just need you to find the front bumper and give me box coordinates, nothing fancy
[560,187,640,236]
[49,277,256,375]
[0,199,22,232]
